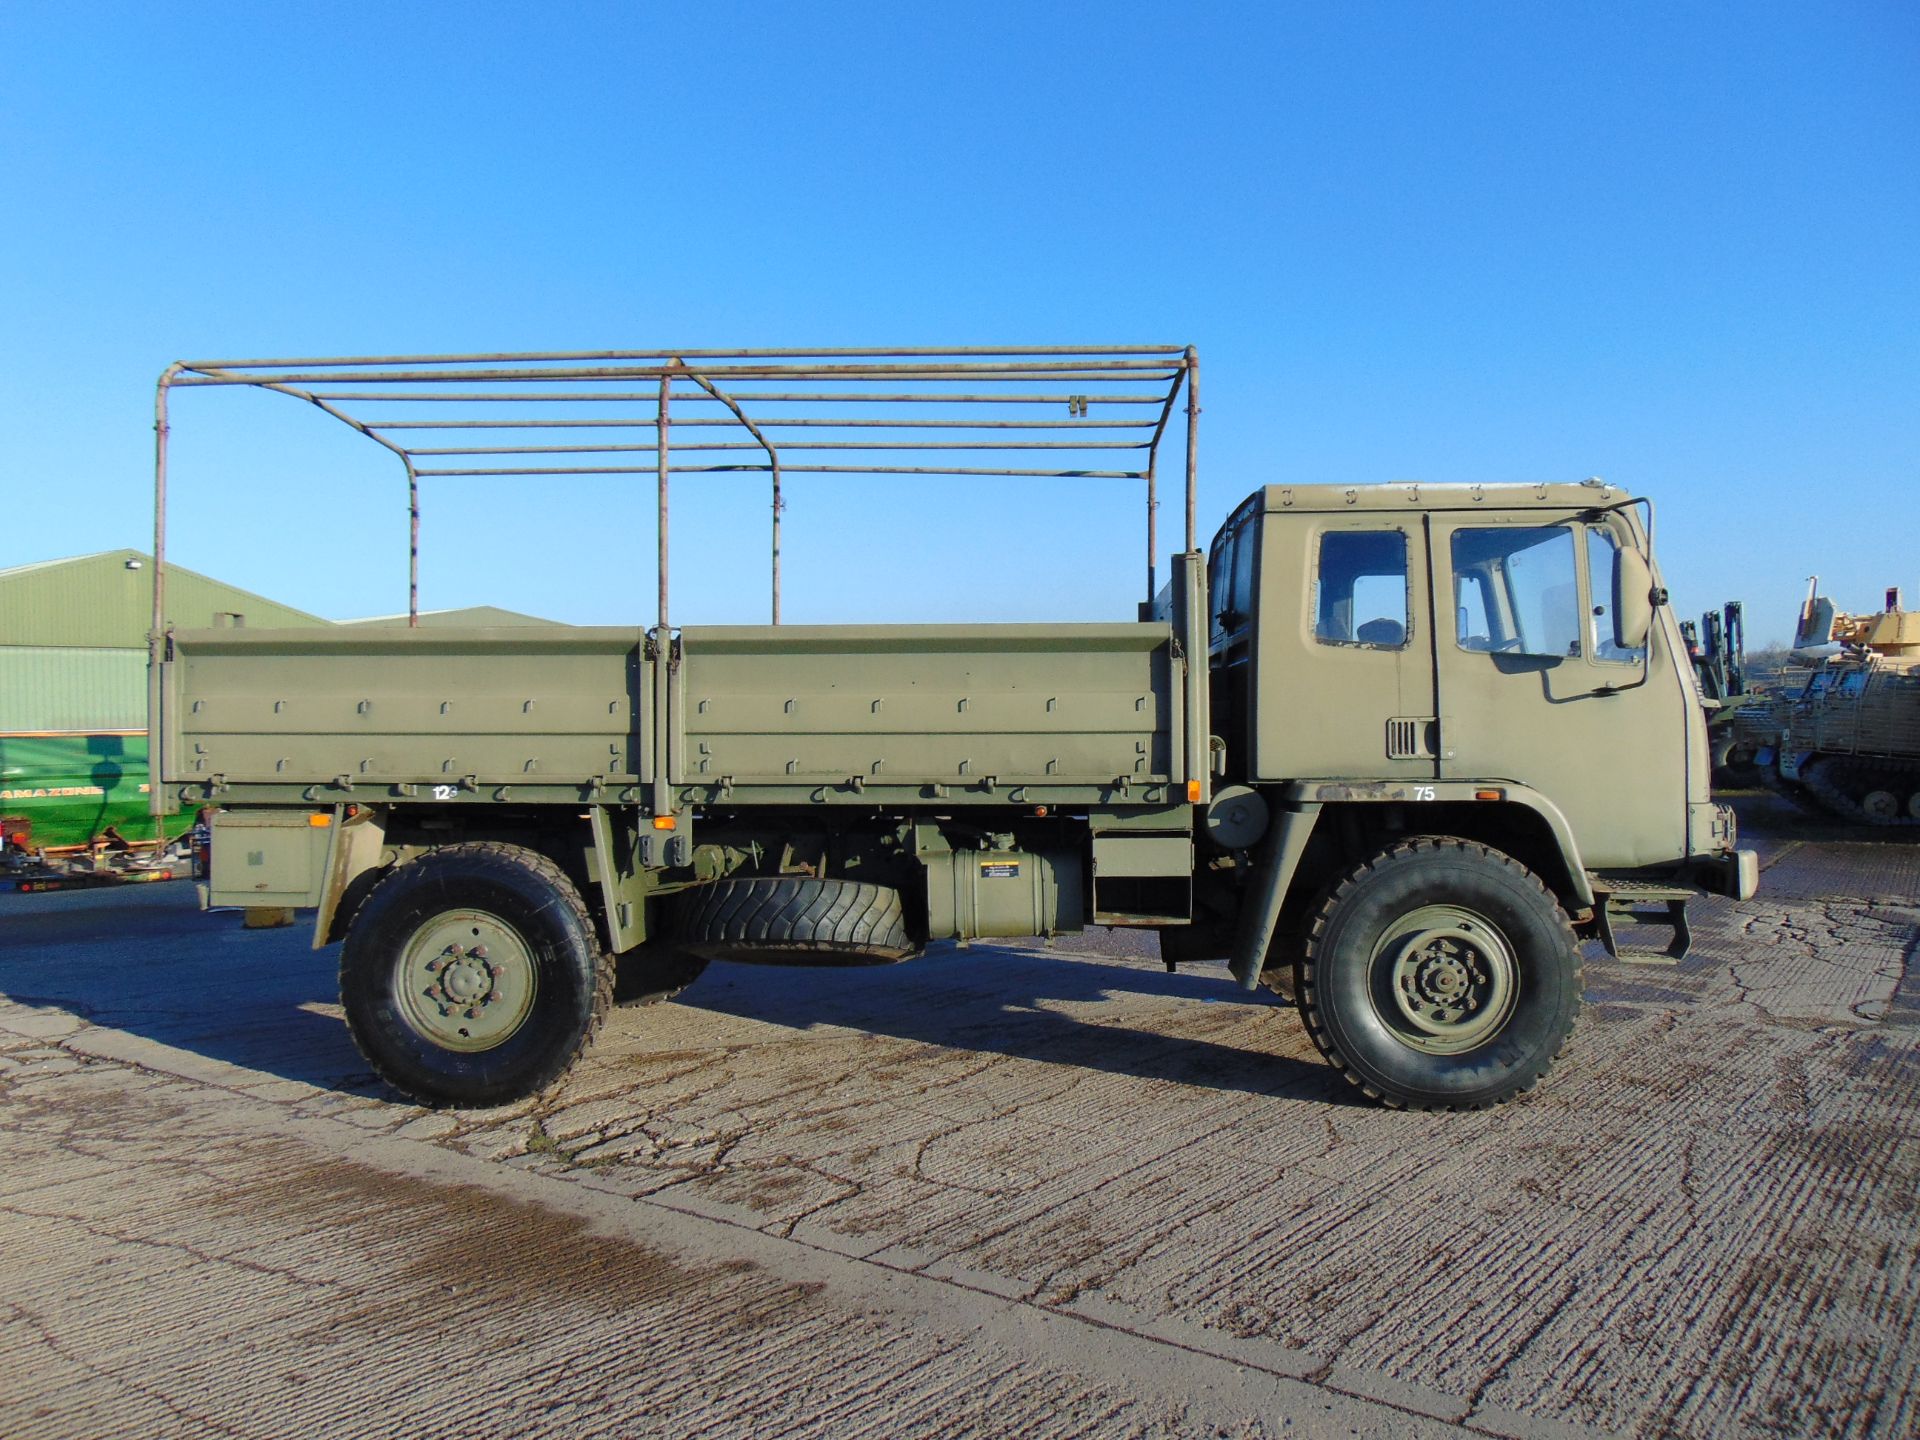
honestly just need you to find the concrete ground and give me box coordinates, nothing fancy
[1,793,1915,1439]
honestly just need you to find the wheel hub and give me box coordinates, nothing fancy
[424,945,501,1014]
[1406,941,1484,1014]
[394,911,537,1053]
[1371,906,1519,1055]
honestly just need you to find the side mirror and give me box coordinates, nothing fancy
[1614,547,1656,650]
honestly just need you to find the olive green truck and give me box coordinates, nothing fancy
[152,348,1757,1111]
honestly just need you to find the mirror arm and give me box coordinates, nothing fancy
[1591,497,1661,696]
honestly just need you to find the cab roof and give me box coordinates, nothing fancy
[1259,479,1637,513]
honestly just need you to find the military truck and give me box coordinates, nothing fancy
[1774,581,1920,825]
[149,348,1755,1112]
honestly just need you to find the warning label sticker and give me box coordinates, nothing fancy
[978,861,1021,879]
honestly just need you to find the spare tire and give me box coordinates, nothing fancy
[675,877,915,964]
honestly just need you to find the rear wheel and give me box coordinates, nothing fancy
[341,843,611,1108]
[1298,837,1581,1110]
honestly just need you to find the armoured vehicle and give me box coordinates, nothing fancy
[1775,582,1920,825]
[1724,688,1793,780]
[148,348,1756,1112]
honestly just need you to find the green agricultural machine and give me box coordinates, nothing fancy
[0,733,202,891]
[149,348,1755,1111]
[0,732,171,851]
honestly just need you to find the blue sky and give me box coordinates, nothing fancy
[1,2,1913,643]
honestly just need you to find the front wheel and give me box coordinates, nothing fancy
[1298,837,1581,1110]
[341,842,612,1108]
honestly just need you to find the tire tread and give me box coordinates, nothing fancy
[676,876,912,960]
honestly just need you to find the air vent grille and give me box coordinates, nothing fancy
[1386,716,1437,760]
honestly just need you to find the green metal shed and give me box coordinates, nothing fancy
[0,551,328,848]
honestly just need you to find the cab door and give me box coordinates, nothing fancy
[1429,510,1687,868]
[1254,510,1438,781]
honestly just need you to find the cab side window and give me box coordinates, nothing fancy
[1210,512,1259,646]
[1207,534,1233,644]
[1586,528,1647,665]
[1456,570,1495,651]
[1230,529,1256,628]
[1451,526,1579,659]
[1314,531,1409,648]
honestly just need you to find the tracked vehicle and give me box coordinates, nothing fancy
[1776,582,1920,826]
[149,348,1755,1111]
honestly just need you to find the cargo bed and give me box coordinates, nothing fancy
[161,611,1199,812]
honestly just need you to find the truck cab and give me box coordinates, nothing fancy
[1196,480,1751,982]
[1208,480,1728,866]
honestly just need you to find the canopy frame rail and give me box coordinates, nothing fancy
[154,346,1198,640]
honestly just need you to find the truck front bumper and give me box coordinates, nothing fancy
[1692,847,1759,902]
[1684,800,1758,902]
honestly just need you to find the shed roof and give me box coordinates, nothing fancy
[336,605,555,628]
[0,550,329,648]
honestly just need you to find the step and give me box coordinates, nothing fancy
[1592,883,1693,965]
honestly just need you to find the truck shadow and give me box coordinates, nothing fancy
[0,887,375,1095]
[677,941,1364,1105]
[1,889,1356,1107]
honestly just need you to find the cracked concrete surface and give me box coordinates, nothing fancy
[2,793,1916,1438]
